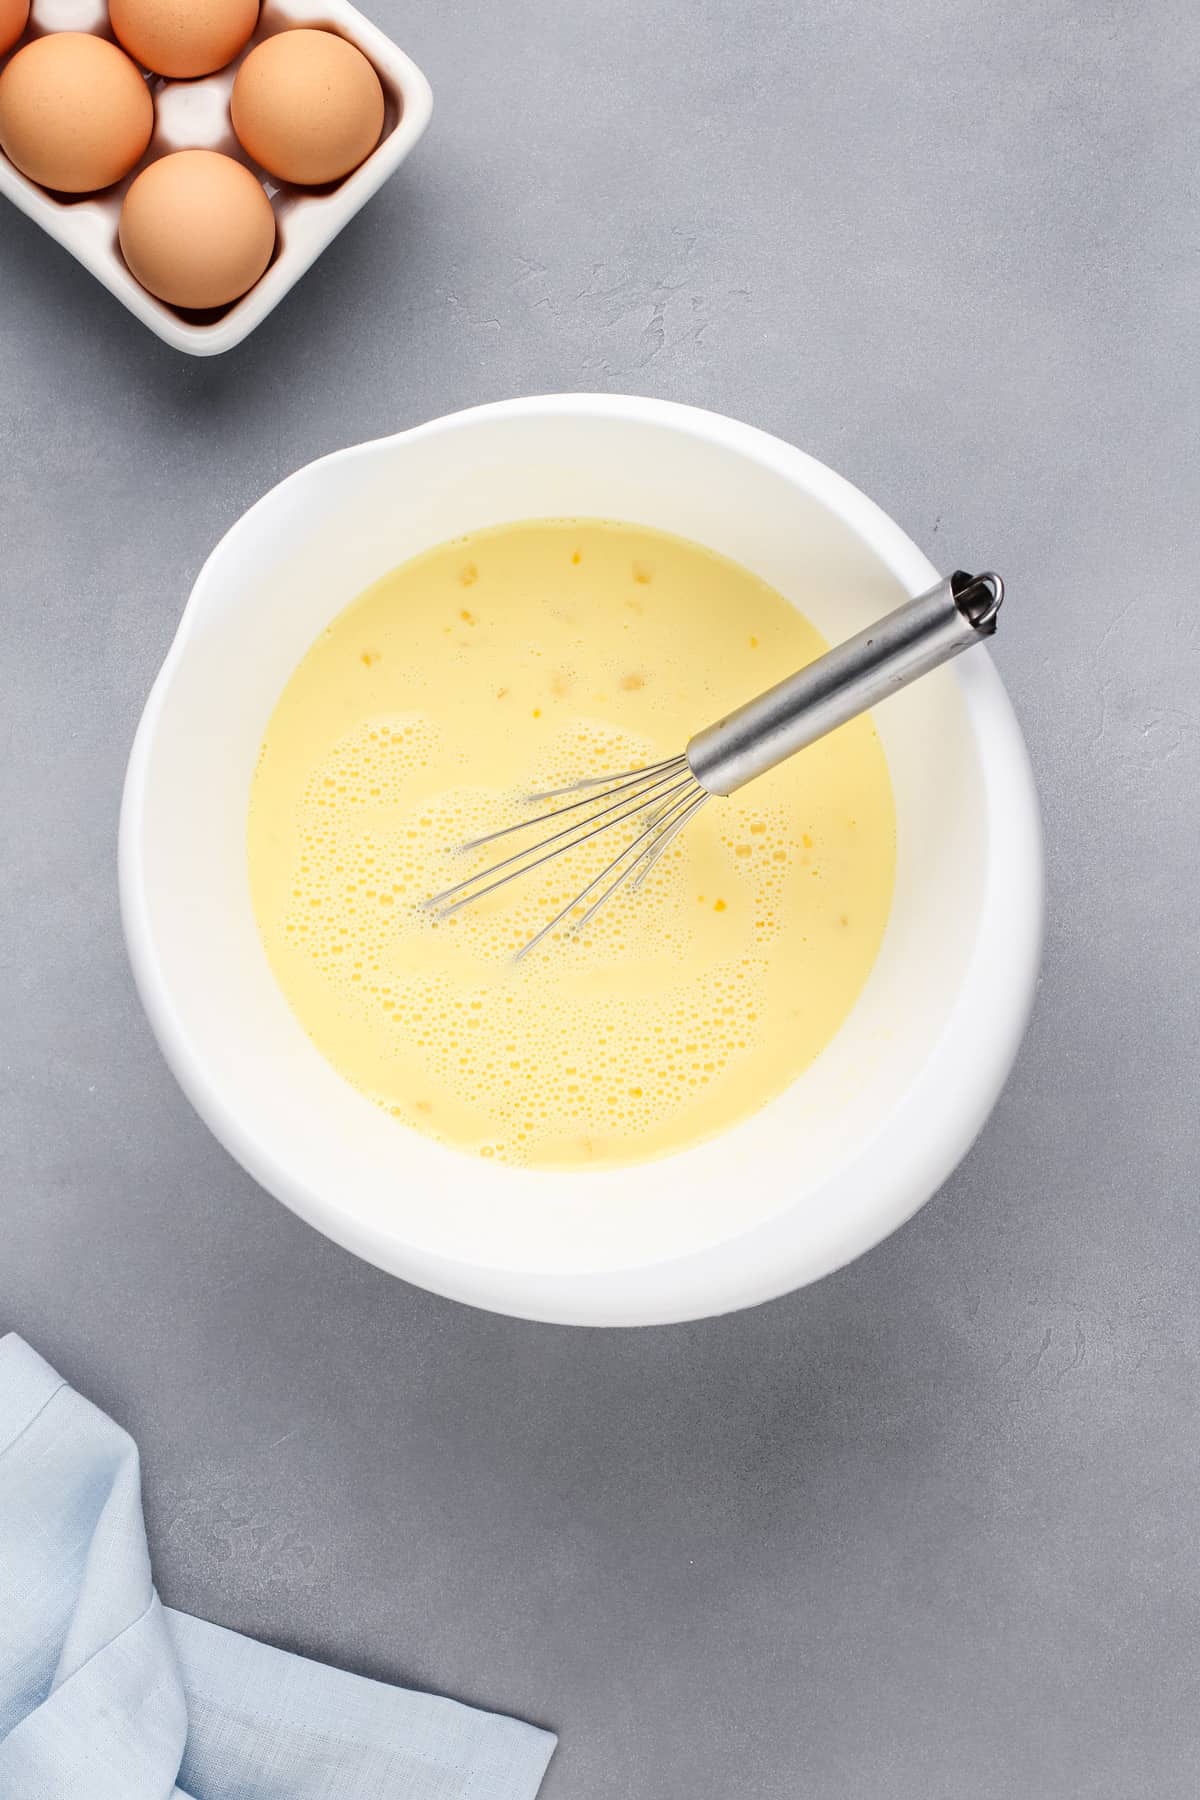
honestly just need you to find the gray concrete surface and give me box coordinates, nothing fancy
[2,1,1198,1794]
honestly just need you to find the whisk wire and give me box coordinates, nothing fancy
[512,782,704,962]
[428,767,699,919]
[630,791,709,892]
[569,791,708,940]
[455,754,689,855]
[521,752,688,807]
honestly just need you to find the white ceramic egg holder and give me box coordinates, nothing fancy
[0,0,432,354]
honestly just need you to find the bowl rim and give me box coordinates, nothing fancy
[120,393,1044,1324]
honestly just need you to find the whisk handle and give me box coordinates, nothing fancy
[685,570,1003,796]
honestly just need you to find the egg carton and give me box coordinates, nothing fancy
[0,0,432,354]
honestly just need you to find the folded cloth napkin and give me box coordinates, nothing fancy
[0,1334,555,1800]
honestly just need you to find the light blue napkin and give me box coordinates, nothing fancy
[0,1334,555,1799]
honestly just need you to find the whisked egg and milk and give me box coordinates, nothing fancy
[248,520,895,1169]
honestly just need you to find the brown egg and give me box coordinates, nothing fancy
[109,0,259,80]
[0,33,152,194]
[231,28,384,186]
[0,0,29,58]
[119,149,275,309]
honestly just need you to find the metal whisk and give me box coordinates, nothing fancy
[427,569,1004,958]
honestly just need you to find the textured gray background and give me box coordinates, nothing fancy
[2,1,1198,1794]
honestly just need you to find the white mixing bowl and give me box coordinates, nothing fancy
[120,395,1042,1325]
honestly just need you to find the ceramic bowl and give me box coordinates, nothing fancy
[120,395,1042,1323]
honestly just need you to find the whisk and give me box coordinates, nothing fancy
[427,569,1004,958]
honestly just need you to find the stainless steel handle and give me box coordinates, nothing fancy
[685,569,1004,796]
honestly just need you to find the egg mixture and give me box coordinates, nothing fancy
[248,520,896,1169]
